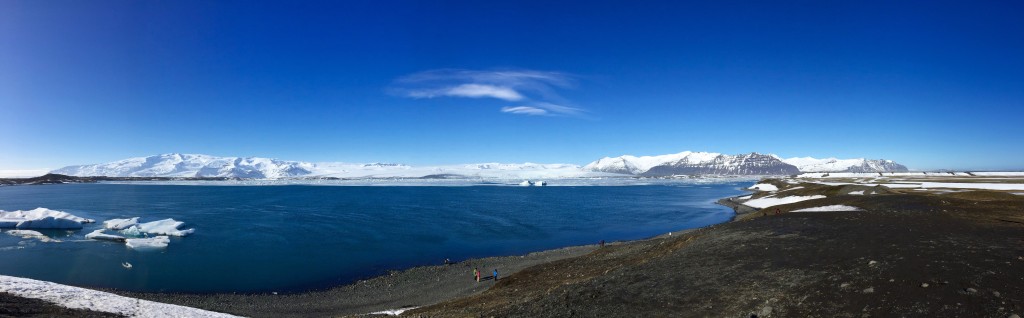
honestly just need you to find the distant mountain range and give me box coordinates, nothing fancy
[585,151,908,176]
[50,152,909,179]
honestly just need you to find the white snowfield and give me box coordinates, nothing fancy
[795,172,1024,178]
[0,275,241,318]
[742,195,826,209]
[748,183,778,191]
[0,208,95,229]
[793,205,863,212]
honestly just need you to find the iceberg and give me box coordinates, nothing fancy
[102,217,139,230]
[5,230,58,242]
[125,236,170,250]
[0,208,94,229]
[119,226,144,237]
[14,216,84,229]
[84,229,127,242]
[136,219,194,237]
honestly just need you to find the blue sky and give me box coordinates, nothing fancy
[1,0,1022,173]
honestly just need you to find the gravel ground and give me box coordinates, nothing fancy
[108,244,598,317]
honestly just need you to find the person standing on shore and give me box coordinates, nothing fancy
[474,267,480,282]
[493,269,499,281]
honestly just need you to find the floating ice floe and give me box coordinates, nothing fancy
[793,205,863,212]
[125,236,170,250]
[103,217,139,230]
[748,183,778,191]
[5,230,59,242]
[0,275,240,317]
[135,218,195,237]
[84,229,126,242]
[0,208,94,229]
[742,195,826,209]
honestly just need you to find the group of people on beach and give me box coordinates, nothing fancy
[473,267,498,282]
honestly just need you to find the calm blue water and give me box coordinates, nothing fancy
[0,182,748,293]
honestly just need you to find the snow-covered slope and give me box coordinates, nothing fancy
[583,151,721,174]
[781,157,908,173]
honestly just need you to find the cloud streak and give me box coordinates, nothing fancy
[392,69,585,117]
[407,84,524,101]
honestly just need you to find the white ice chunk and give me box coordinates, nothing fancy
[0,208,94,229]
[748,183,778,191]
[848,190,865,195]
[742,195,826,209]
[15,216,83,229]
[0,275,240,317]
[103,217,139,230]
[5,230,58,242]
[85,229,126,242]
[136,219,194,237]
[119,226,143,237]
[793,205,863,212]
[125,236,170,250]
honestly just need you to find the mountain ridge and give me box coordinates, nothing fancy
[51,152,909,179]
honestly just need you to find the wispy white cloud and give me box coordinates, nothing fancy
[501,106,548,116]
[391,69,585,117]
[408,84,524,101]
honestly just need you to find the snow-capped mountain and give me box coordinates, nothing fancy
[642,152,800,176]
[50,154,610,179]
[781,157,909,173]
[583,151,721,174]
[584,151,907,175]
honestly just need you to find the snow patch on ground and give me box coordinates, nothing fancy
[848,190,865,195]
[742,195,826,209]
[748,183,778,191]
[793,205,863,212]
[813,181,1024,191]
[0,275,240,317]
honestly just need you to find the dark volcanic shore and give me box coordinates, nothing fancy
[407,182,1024,317]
